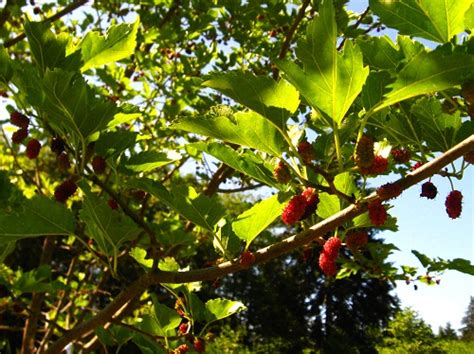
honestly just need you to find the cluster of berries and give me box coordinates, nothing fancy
[318,237,341,277]
[173,300,205,353]
[419,181,464,219]
[281,187,320,225]
[355,135,389,175]
[10,111,42,159]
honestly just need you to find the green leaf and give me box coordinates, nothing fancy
[80,185,141,256]
[0,196,75,241]
[173,110,287,156]
[0,49,13,83]
[276,0,369,125]
[23,20,75,73]
[411,97,461,151]
[333,172,358,198]
[121,151,181,173]
[151,295,182,336]
[466,4,474,30]
[13,265,66,294]
[232,193,289,247]
[444,258,474,275]
[205,298,246,323]
[316,193,340,219]
[361,71,393,111]
[203,71,299,130]
[214,218,241,257]
[190,142,278,188]
[412,250,432,268]
[374,50,474,111]
[369,0,473,43]
[130,247,153,268]
[79,18,139,72]
[41,69,117,142]
[95,130,138,158]
[357,35,403,70]
[128,179,225,232]
[368,110,422,147]
[0,241,16,264]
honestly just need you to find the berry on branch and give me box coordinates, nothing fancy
[193,338,205,353]
[240,250,256,267]
[420,182,437,199]
[391,148,411,164]
[355,135,374,169]
[368,200,387,226]
[322,236,342,259]
[10,111,30,129]
[108,198,119,210]
[445,190,463,219]
[318,252,337,277]
[54,179,78,203]
[92,155,107,174]
[51,137,65,155]
[26,139,41,159]
[282,195,307,225]
[12,128,29,144]
[345,231,369,251]
[273,160,291,184]
[297,140,315,165]
[300,187,319,219]
[377,182,402,200]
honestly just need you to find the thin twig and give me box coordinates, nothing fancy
[272,0,311,79]
[3,0,89,48]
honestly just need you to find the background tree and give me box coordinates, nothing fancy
[460,297,474,341]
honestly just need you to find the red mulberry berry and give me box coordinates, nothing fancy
[445,190,463,219]
[464,151,474,164]
[322,236,341,259]
[368,200,387,226]
[461,80,474,104]
[411,161,424,171]
[377,182,402,200]
[176,344,190,354]
[297,140,315,165]
[318,253,337,277]
[282,195,307,225]
[178,322,189,335]
[274,161,291,184]
[51,137,65,155]
[26,139,41,159]
[420,182,437,199]
[240,250,256,267]
[391,148,411,164]
[355,135,374,169]
[132,189,146,201]
[301,187,319,219]
[345,231,369,251]
[12,128,29,144]
[54,179,78,203]
[92,156,106,174]
[57,152,71,170]
[10,111,29,129]
[193,338,205,353]
[108,198,119,210]
[360,156,388,175]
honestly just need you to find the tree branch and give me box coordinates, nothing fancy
[272,0,311,79]
[3,0,89,48]
[45,135,473,353]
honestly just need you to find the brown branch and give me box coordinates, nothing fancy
[3,0,89,48]
[272,0,311,79]
[45,135,473,353]
[337,7,370,50]
[20,237,55,354]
